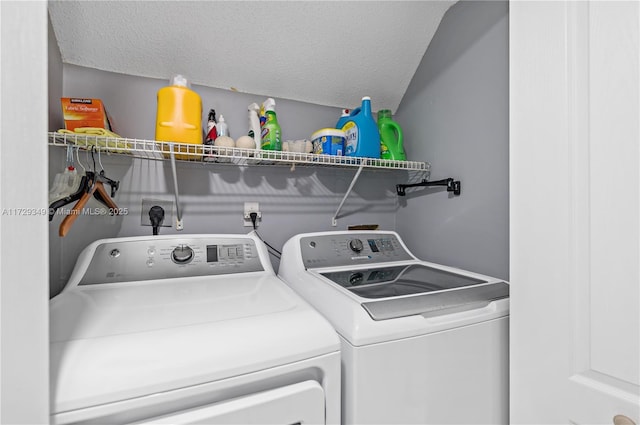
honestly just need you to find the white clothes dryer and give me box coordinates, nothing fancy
[278,230,509,425]
[50,233,340,424]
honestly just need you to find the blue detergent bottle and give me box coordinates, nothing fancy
[338,97,380,158]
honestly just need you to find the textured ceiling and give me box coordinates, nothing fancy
[49,1,455,111]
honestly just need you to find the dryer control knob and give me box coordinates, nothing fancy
[171,245,194,264]
[349,239,364,253]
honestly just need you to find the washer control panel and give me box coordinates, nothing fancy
[79,237,263,285]
[300,233,413,269]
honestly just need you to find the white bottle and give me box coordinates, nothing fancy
[248,103,261,149]
[216,114,229,137]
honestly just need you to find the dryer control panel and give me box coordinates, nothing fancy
[78,237,264,285]
[299,232,413,269]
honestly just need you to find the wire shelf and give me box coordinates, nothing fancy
[48,132,430,173]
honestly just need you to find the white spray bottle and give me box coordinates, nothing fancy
[248,103,261,149]
[216,114,229,137]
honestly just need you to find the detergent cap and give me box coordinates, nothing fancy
[170,74,190,88]
[361,96,373,117]
[263,98,276,112]
[378,109,393,119]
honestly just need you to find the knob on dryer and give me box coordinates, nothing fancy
[349,239,364,253]
[171,244,194,264]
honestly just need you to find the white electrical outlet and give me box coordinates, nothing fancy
[243,202,261,227]
[141,199,174,227]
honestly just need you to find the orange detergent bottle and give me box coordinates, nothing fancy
[155,74,202,160]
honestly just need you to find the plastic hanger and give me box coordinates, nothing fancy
[48,146,70,197]
[48,145,83,204]
[56,148,121,236]
[58,176,96,236]
[48,147,88,221]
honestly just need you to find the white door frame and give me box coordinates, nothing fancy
[0,1,50,423]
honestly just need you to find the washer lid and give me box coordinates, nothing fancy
[50,274,339,414]
[320,264,509,320]
[361,282,510,320]
[320,264,488,298]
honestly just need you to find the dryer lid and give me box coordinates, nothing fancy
[50,274,339,414]
[50,273,295,342]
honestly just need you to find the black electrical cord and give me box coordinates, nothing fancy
[250,212,258,230]
[261,238,282,259]
[149,205,165,235]
[249,212,282,259]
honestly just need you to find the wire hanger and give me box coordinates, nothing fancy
[94,147,119,197]
[76,146,86,173]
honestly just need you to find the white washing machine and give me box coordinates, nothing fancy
[278,230,509,425]
[50,233,340,424]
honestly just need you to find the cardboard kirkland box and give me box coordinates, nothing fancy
[61,98,113,131]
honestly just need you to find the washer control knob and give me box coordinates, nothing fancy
[171,245,194,264]
[349,239,364,253]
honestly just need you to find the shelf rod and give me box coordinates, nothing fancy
[332,164,364,227]
[168,143,184,230]
[396,177,461,197]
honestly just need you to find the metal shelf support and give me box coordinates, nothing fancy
[168,143,184,230]
[332,164,364,227]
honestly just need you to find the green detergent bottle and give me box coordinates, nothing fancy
[378,109,405,161]
[260,98,282,151]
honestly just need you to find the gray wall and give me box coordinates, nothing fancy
[50,66,399,295]
[395,0,509,280]
[49,0,510,294]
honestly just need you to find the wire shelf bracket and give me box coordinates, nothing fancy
[332,165,364,227]
[168,143,184,230]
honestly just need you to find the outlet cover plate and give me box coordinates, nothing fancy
[243,202,261,227]
[141,199,173,227]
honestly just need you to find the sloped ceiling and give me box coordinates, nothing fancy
[49,1,455,111]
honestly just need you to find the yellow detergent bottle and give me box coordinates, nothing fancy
[155,74,202,160]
